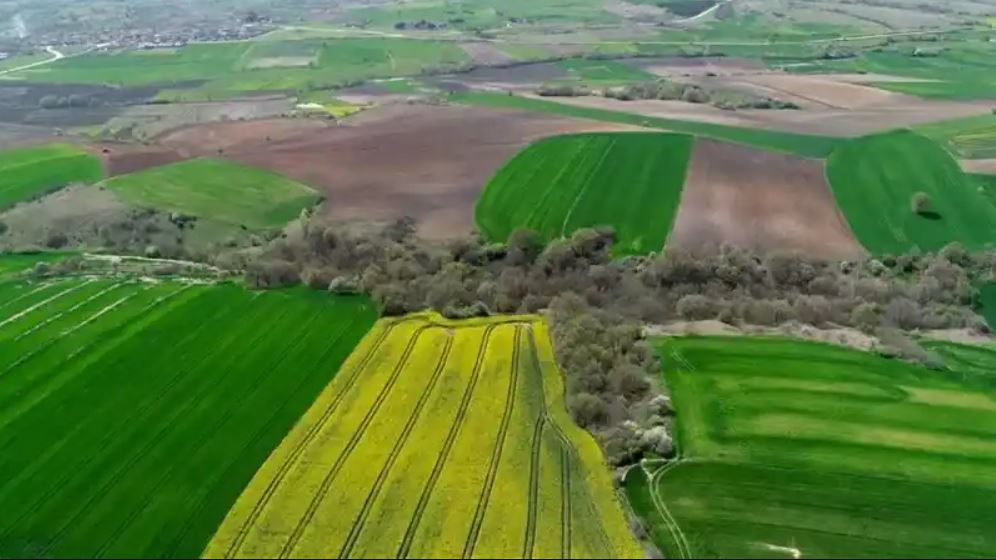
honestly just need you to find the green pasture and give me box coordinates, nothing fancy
[453,92,841,157]
[627,336,996,559]
[0,278,376,558]
[825,130,996,254]
[476,132,692,255]
[103,158,321,229]
[0,144,103,211]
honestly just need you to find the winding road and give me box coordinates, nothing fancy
[0,46,64,77]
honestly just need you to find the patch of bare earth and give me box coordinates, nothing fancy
[540,91,994,137]
[159,103,643,238]
[668,138,864,260]
[962,159,996,174]
[88,143,185,177]
[730,73,916,109]
[460,42,514,66]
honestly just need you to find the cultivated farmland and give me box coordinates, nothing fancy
[825,130,996,254]
[667,138,864,259]
[0,143,103,211]
[205,313,642,559]
[628,336,996,559]
[103,158,322,229]
[476,132,692,255]
[0,278,376,558]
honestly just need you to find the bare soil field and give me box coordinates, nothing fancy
[667,138,865,259]
[963,159,996,174]
[634,56,766,78]
[90,143,185,177]
[540,92,994,137]
[159,103,643,238]
[102,96,295,141]
[460,42,515,66]
[722,73,917,109]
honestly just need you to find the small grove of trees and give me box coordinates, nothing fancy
[230,215,996,466]
[912,192,932,215]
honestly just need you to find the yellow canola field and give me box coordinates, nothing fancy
[203,312,642,560]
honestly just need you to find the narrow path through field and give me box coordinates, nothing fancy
[0,46,63,77]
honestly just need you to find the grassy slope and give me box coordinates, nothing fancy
[825,130,996,254]
[0,279,376,558]
[627,336,996,559]
[103,158,321,229]
[205,313,641,559]
[0,144,103,211]
[476,132,692,255]
[454,92,841,158]
[916,114,996,159]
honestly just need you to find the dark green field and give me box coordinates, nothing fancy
[825,130,996,254]
[0,144,103,211]
[626,336,996,559]
[0,278,376,558]
[476,132,692,255]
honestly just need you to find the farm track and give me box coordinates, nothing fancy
[525,329,612,557]
[89,309,331,558]
[0,286,238,545]
[278,325,433,559]
[338,332,455,559]
[0,282,63,316]
[462,326,523,559]
[0,285,191,441]
[12,283,124,342]
[0,280,90,330]
[162,313,367,557]
[223,320,399,559]
[522,414,546,559]
[648,461,692,559]
[396,324,497,559]
[560,447,572,559]
[34,303,299,556]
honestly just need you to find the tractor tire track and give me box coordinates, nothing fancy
[522,414,546,559]
[35,303,296,557]
[462,325,523,559]
[525,325,613,557]
[92,309,332,558]
[278,325,432,559]
[338,332,455,559]
[395,324,498,560]
[560,446,572,559]
[222,319,399,558]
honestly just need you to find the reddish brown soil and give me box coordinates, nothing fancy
[158,104,642,238]
[90,143,185,177]
[668,138,865,259]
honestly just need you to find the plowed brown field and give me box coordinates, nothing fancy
[668,138,864,259]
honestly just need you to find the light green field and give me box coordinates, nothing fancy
[916,114,996,159]
[0,144,103,211]
[825,130,996,254]
[555,58,657,84]
[627,336,996,559]
[476,132,692,255]
[103,158,321,229]
[14,39,469,100]
[0,277,377,558]
[454,92,842,158]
